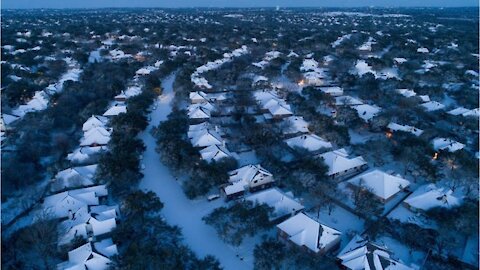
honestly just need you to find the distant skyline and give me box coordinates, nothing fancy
[2,0,478,9]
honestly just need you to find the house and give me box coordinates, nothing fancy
[317,148,368,180]
[80,126,112,147]
[417,47,429,53]
[421,101,445,112]
[199,144,232,163]
[2,113,20,127]
[387,122,423,137]
[396,89,416,98]
[124,85,142,98]
[190,91,209,103]
[337,235,413,270]
[318,86,343,97]
[113,92,127,102]
[103,104,127,117]
[58,204,119,245]
[57,242,115,270]
[67,146,107,164]
[285,134,332,152]
[245,188,304,221]
[281,116,309,135]
[83,115,109,132]
[277,213,341,254]
[432,137,465,152]
[347,170,410,203]
[51,164,98,192]
[352,104,381,122]
[228,164,275,191]
[188,128,223,148]
[42,185,108,219]
[188,103,214,120]
[403,184,462,213]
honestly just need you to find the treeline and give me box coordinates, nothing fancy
[2,60,141,198]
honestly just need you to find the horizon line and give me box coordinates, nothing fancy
[2,6,479,10]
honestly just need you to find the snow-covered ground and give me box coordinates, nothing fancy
[138,73,253,270]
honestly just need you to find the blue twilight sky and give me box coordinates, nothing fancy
[2,0,478,9]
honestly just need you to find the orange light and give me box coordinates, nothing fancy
[433,152,438,160]
[386,131,393,139]
[298,79,305,86]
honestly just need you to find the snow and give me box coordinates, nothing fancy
[58,242,112,270]
[348,169,410,201]
[403,184,462,211]
[139,73,253,269]
[353,60,375,77]
[387,122,423,136]
[245,188,304,220]
[432,137,465,152]
[421,101,445,112]
[396,89,416,98]
[284,134,333,152]
[332,33,352,48]
[318,148,367,177]
[352,104,381,121]
[277,212,341,253]
[417,47,429,53]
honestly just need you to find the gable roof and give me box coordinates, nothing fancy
[188,128,223,148]
[432,137,465,152]
[228,164,273,184]
[338,235,413,270]
[348,170,410,201]
[246,188,304,219]
[52,165,98,192]
[57,242,112,270]
[404,184,462,211]
[285,134,332,152]
[277,213,341,253]
[199,144,231,162]
[387,122,423,137]
[82,115,109,132]
[318,148,367,176]
[103,104,127,117]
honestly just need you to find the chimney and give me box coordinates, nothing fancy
[68,210,73,220]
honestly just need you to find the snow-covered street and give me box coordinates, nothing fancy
[138,73,252,270]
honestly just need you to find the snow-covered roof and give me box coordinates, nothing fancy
[57,242,112,270]
[189,91,208,103]
[352,104,381,122]
[67,146,107,164]
[404,184,462,211]
[277,213,341,253]
[421,101,445,112]
[393,57,408,64]
[348,170,410,201]
[103,104,127,117]
[188,128,223,148]
[94,238,118,258]
[319,86,344,96]
[229,163,273,182]
[223,181,246,195]
[396,89,416,98]
[338,235,413,270]
[43,185,108,219]
[188,103,212,119]
[83,115,109,132]
[199,144,232,163]
[448,107,479,117]
[285,134,332,152]
[417,47,429,53]
[432,137,465,152]
[80,127,112,147]
[246,188,304,219]
[52,164,98,192]
[282,116,309,134]
[2,113,20,125]
[387,122,423,137]
[318,148,367,176]
[418,95,430,102]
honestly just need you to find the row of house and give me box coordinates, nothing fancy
[54,63,154,269]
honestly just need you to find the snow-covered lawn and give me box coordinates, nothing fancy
[138,73,254,270]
